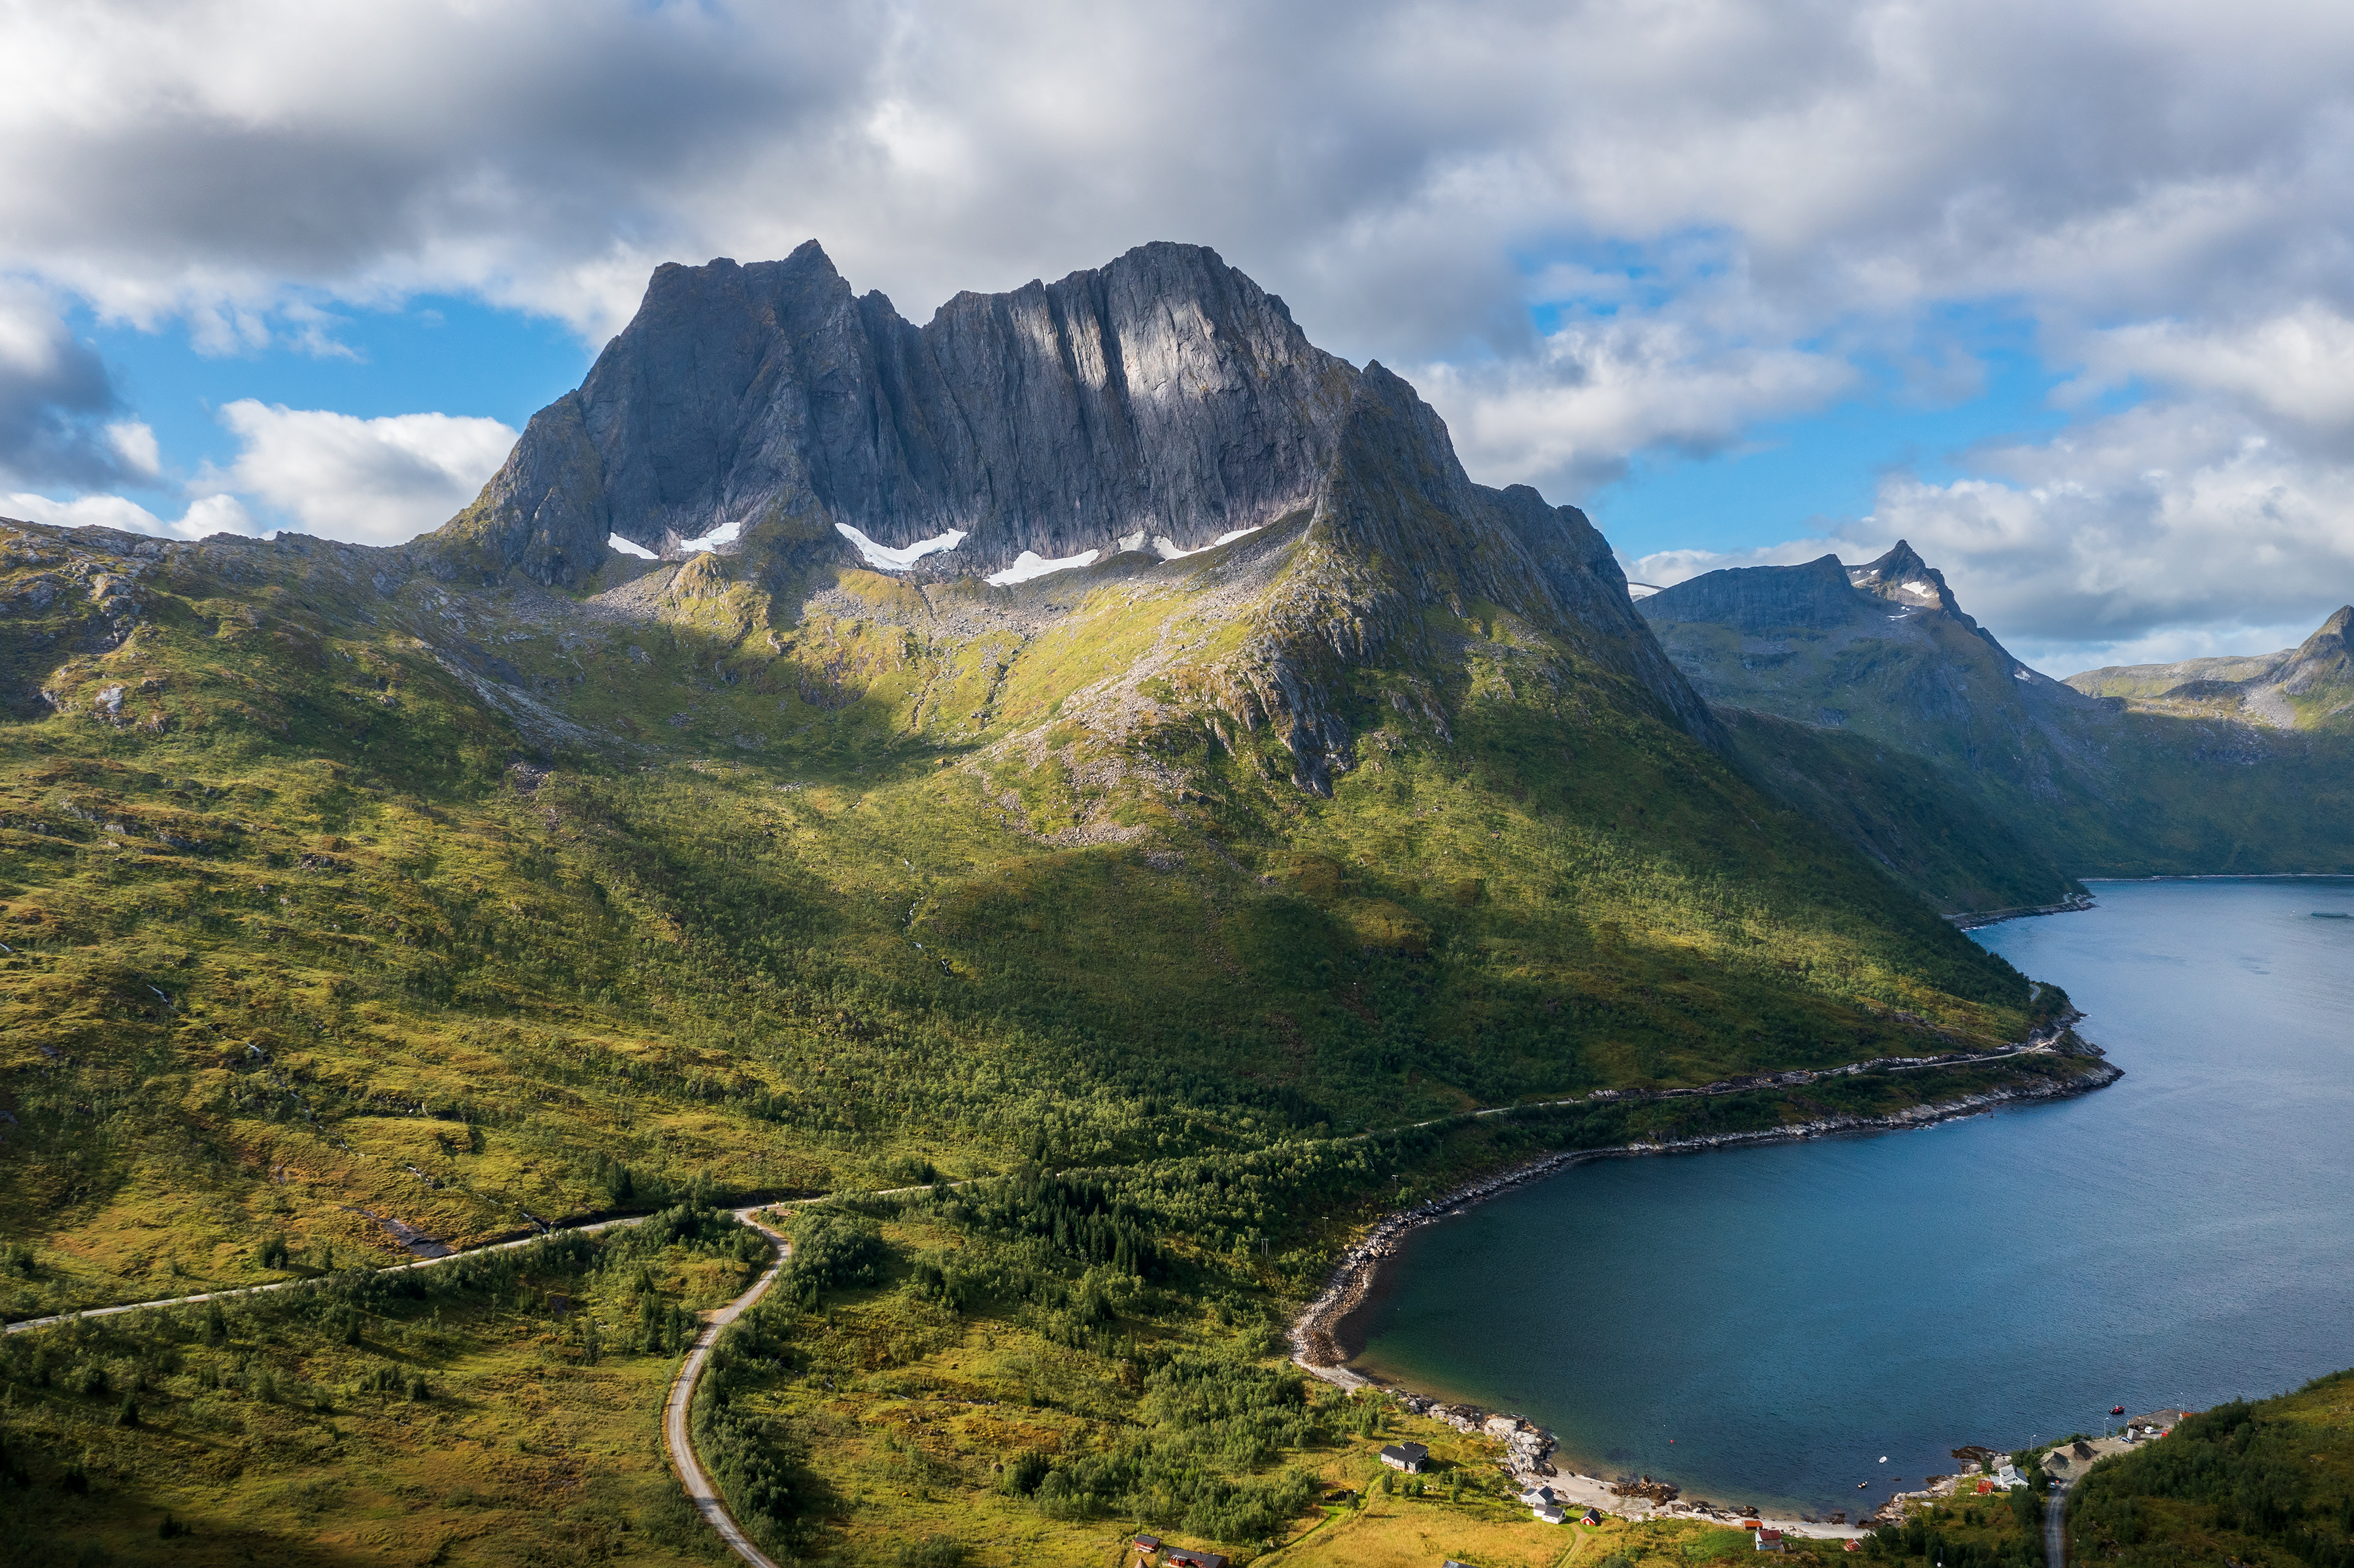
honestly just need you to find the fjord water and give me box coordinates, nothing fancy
[1349,878,2354,1517]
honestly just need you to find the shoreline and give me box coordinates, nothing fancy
[1288,1036,2121,1537]
[1947,891,2095,929]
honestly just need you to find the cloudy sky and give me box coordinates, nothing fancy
[4,0,2353,672]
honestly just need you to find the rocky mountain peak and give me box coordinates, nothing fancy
[432,239,1359,587]
[1847,540,1955,611]
[2281,604,2354,698]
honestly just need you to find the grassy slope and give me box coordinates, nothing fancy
[0,513,2094,1563]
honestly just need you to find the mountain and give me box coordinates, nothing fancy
[1641,549,2354,889]
[2067,605,2354,730]
[439,241,1359,583]
[0,246,2098,1563]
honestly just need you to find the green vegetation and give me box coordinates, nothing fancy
[1866,1490,2047,1568]
[1644,577,2354,895]
[2069,1378,2354,1568]
[1882,1372,2354,1568]
[0,1208,760,1565]
[0,507,2102,1562]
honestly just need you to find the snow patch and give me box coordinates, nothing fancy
[1155,525,1264,560]
[835,522,968,570]
[607,533,658,560]
[987,547,1099,586]
[1900,579,1936,596]
[677,520,741,553]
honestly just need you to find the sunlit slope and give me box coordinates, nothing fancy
[0,373,2045,1316]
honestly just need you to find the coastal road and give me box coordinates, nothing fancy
[662,1205,794,1568]
[2046,1482,2070,1568]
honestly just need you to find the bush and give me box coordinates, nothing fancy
[784,1206,886,1298]
[1002,1450,1051,1497]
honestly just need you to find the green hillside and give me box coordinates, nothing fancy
[1640,549,2354,887]
[0,341,2112,1561]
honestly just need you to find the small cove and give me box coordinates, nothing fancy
[1345,877,2354,1518]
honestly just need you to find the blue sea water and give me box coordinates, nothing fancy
[1348,878,2354,1517]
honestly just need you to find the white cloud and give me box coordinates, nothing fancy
[2072,306,2354,432]
[104,420,159,476]
[1416,315,1857,494]
[0,1,2344,356]
[4,488,252,540]
[0,280,129,485]
[200,401,517,545]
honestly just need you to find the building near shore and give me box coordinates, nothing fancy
[1380,1440,1431,1473]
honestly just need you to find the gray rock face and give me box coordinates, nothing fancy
[448,240,1357,582]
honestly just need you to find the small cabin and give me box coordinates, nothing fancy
[1756,1529,1785,1552]
[1379,1441,1431,1473]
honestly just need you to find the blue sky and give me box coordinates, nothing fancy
[73,296,593,523]
[3,0,2352,672]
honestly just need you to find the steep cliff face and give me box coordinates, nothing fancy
[1139,362,1718,790]
[437,240,1357,582]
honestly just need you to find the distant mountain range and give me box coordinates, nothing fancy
[2068,605,2354,730]
[1638,544,2354,906]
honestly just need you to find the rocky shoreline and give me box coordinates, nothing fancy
[1288,1028,2121,1528]
[1947,892,2097,929]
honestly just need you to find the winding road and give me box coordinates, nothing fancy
[662,1205,794,1568]
[3,1202,805,1567]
